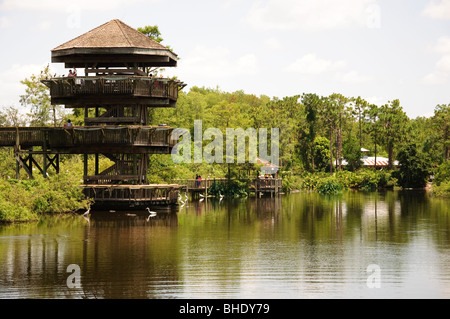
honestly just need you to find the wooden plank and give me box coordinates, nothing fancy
[84,117,140,124]
[84,175,140,181]
[85,68,147,76]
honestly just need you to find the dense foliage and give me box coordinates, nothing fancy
[393,143,432,188]
[0,61,448,221]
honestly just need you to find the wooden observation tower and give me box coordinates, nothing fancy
[0,19,185,210]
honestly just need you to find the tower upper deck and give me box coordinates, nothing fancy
[51,19,178,68]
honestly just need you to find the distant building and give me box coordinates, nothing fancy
[339,148,399,168]
[257,157,279,176]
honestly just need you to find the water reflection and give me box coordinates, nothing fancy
[0,191,449,299]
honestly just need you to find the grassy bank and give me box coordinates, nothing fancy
[0,172,90,223]
[281,169,397,195]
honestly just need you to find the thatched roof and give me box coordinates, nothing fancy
[51,19,177,68]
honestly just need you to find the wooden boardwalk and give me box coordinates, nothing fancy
[172,178,282,198]
[0,126,176,154]
[82,184,180,210]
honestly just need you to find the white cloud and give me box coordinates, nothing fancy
[335,70,373,84]
[0,16,11,29]
[37,21,52,31]
[436,55,450,73]
[0,0,149,12]
[264,37,283,50]
[286,54,346,75]
[423,0,450,19]
[170,45,260,80]
[423,36,450,84]
[237,54,259,74]
[422,71,448,84]
[245,0,380,31]
[366,96,387,106]
[435,36,450,54]
[0,63,51,107]
[286,53,372,84]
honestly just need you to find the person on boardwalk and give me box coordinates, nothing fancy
[195,174,200,187]
[64,119,73,128]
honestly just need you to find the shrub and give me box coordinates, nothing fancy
[280,173,302,192]
[431,180,450,198]
[335,169,396,190]
[208,179,249,197]
[0,173,90,222]
[0,200,36,223]
[393,143,432,188]
[434,161,450,186]
[316,177,343,195]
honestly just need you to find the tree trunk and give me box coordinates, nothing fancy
[374,132,377,170]
[330,123,333,175]
[359,112,362,149]
[388,143,393,170]
[338,113,342,171]
[445,124,449,161]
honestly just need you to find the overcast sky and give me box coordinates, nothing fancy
[0,0,449,118]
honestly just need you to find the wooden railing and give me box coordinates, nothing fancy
[82,184,180,205]
[0,126,177,149]
[42,76,181,100]
[171,178,283,193]
[254,178,282,192]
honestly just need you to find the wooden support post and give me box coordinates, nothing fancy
[16,154,33,179]
[15,158,20,179]
[43,135,48,178]
[84,154,88,181]
[95,154,99,176]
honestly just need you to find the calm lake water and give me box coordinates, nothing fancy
[0,190,449,299]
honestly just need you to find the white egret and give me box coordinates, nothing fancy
[83,204,91,217]
[146,207,157,217]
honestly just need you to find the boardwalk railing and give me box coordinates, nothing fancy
[82,184,180,208]
[172,178,283,195]
[254,178,283,191]
[0,126,177,150]
[42,77,182,101]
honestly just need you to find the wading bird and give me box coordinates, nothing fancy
[83,204,91,217]
[146,207,157,221]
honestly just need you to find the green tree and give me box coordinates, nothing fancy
[364,104,381,168]
[433,104,449,161]
[312,136,331,172]
[137,25,175,77]
[433,160,450,186]
[394,143,431,188]
[378,99,409,169]
[137,25,164,43]
[319,96,335,174]
[343,137,363,171]
[20,65,62,127]
[352,96,369,149]
[328,93,350,172]
[0,106,28,126]
[299,93,321,171]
